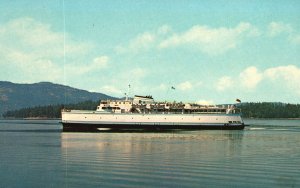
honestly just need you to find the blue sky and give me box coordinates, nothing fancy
[1,0,300,104]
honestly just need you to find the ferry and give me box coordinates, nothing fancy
[61,95,245,131]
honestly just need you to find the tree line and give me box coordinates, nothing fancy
[2,101,300,119]
[239,102,300,118]
[3,100,99,118]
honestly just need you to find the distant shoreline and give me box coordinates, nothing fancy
[23,117,60,120]
[0,117,61,120]
[1,117,300,121]
[244,117,300,120]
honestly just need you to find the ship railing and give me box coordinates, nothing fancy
[61,109,71,112]
[233,108,242,114]
[226,107,242,114]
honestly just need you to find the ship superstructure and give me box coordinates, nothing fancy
[61,95,244,131]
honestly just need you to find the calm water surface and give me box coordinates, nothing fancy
[0,119,299,188]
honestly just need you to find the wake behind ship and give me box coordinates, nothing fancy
[61,95,245,131]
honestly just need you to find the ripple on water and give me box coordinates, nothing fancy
[1,120,300,188]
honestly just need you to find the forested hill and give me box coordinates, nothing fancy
[239,102,300,118]
[0,81,117,116]
[3,101,300,119]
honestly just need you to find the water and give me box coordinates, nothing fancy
[0,119,299,188]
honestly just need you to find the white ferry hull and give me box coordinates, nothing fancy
[61,111,245,131]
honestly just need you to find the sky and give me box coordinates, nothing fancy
[1,0,300,104]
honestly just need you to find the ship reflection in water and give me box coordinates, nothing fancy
[60,131,247,187]
[60,126,300,187]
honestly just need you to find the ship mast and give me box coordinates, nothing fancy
[125,84,131,101]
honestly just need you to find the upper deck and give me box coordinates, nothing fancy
[96,95,241,115]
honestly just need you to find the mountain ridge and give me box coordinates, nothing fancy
[0,81,117,116]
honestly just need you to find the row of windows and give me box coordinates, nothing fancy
[194,109,226,113]
[137,109,226,113]
[102,107,121,110]
[228,121,241,124]
[101,101,132,105]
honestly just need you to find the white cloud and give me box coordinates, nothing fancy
[240,66,263,89]
[115,22,255,55]
[157,83,168,91]
[267,21,300,45]
[0,17,102,83]
[100,85,123,96]
[159,22,260,55]
[289,34,300,44]
[152,81,201,93]
[268,22,293,37]
[0,17,92,57]
[157,25,172,35]
[92,67,148,97]
[216,65,300,95]
[64,55,109,75]
[264,65,300,94]
[116,32,156,53]
[129,32,155,50]
[130,68,147,78]
[196,100,215,105]
[177,81,193,91]
[115,25,173,54]
[91,56,109,69]
[216,76,233,91]
[23,59,62,82]
[151,84,175,93]
[117,21,299,56]
[216,66,262,92]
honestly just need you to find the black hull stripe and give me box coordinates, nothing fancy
[62,123,245,131]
